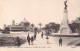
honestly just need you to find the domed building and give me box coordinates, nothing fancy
[8,18,31,31]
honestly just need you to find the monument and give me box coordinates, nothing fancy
[58,0,72,34]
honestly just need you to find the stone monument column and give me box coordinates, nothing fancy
[58,0,72,34]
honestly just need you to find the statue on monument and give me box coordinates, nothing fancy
[64,0,68,10]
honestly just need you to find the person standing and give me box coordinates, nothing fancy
[31,36,34,45]
[16,36,20,46]
[41,32,43,38]
[27,34,29,41]
[34,34,36,40]
[59,37,62,46]
[27,34,30,45]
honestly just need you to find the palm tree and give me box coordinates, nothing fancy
[34,27,38,34]
[31,24,35,31]
[38,23,42,29]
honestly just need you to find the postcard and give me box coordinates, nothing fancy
[0,0,80,51]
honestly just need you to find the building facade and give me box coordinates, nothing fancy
[8,18,31,31]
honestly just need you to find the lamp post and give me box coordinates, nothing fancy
[46,30,50,44]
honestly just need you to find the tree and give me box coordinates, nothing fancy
[69,23,80,33]
[38,23,42,29]
[5,27,10,31]
[31,24,35,31]
[31,24,34,28]
[34,27,38,34]
[45,24,50,30]
[44,22,60,33]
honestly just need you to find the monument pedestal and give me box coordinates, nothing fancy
[59,26,72,34]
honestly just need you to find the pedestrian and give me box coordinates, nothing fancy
[34,34,36,40]
[35,31,37,35]
[16,36,20,46]
[27,34,29,41]
[59,37,62,46]
[31,36,34,45]
[27,34,30,45]
[41,32,43,38]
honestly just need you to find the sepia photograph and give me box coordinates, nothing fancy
[0,0,80,51]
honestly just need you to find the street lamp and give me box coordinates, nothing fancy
[46,30,50,44]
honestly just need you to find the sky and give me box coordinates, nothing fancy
[0,0,80,29]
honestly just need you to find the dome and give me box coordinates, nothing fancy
[22,18,28,23]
